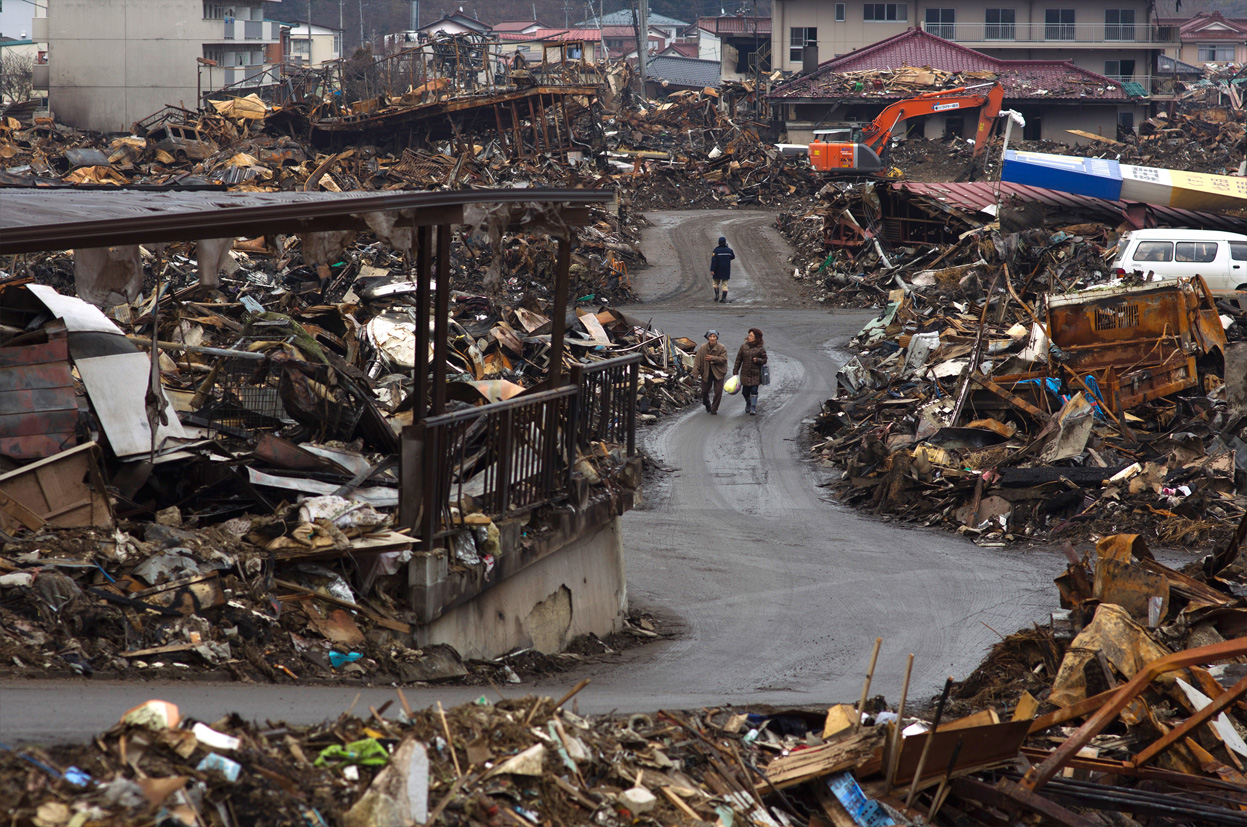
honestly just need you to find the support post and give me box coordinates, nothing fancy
[432,224,451,415]
[549,236,571,388]
[415,225,432,422]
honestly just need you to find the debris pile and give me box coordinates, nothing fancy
[796,189,1247,546]
[0,245,694,682]
[12,528,1247,825]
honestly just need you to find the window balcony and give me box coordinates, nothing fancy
[921,21,1159,46]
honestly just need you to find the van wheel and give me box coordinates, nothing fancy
[1237,284,1247,292]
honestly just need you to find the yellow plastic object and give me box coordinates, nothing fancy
[724,375,741,395]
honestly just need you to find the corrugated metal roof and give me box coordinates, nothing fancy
[647,56,722,89]
[0,189,615,255]
[894,180,1247,234]
[1158,53,1204,75]
[770,28,1127,101]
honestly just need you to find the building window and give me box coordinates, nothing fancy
[835,3,845,22]
[1104,59,1134,80]
[204,3,224,18]
[985,9,1015,40]
[924,8,955,39]
[1199,43,1235,62]
[1044,9,1074,40]
[789,26,816,61]
[333,33,342,54]
[1105,9,1134,41]
[864,4,907,22]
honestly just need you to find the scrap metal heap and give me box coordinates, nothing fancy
[10,523,1247,825]
[798,187,1247,548]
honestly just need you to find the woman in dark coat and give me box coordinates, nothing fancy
[733,328,768,415]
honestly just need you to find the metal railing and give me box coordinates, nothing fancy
[416,353,640,547]
[570,353,640,457]
[920,21,1158,43]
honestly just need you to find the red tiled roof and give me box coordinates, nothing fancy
[662,42,700,57]
[1156,12,1247,40]
[497,28,600,42]
[696,16,771,36]
[770,28,1126,102]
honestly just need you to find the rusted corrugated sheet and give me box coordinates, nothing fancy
[894,180,1247,234]
[0,326,81,461]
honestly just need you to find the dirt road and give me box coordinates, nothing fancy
[0,211,1060,743]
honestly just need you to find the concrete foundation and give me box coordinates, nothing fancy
[420,514,628,660]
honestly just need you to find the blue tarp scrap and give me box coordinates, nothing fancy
[1011,375,1107,419]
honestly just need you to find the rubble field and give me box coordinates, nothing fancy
[9,527,1247,826]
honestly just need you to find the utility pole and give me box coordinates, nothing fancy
[359,0,365,50]
[308,0,314,64]
[630,0,646,82]
[340,0,345,57]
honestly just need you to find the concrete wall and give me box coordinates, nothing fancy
[423,516,627,659]
[47,0,269,132]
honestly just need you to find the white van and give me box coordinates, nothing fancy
[1112,228,1247,292]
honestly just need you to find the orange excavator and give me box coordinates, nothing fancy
[808,82,1004,176]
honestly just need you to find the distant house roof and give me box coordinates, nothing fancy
[660,42,700,58]
[697,16,771,36]
[418,12,490,34]
[581,9,688,28]
[1156,12,1247,41]
[647,56,721,89]
[770,28,1127,102]
[1157,53,1204,75]
[490,20,549,32]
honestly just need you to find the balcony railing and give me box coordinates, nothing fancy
[921,21,1157,44]
[219,18,278,41]
[415,354,640,549]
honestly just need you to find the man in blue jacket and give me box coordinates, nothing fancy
[710,236,735,303]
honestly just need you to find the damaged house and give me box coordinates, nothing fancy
[769,29,1144,145]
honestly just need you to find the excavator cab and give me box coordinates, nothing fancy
[807,83,1004,178]
[809,128,885,174]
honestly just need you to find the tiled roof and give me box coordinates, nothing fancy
[1156,12,1247,40]
[662,43,700,57]
[1157,53,1204,75]
[497,28,599,42]
[696,16,771,36]
[490,20,547,32]
[581,10,688,28]
[769,28,1127,102]
[647,56,722,88]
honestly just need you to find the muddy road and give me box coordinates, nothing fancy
[0,210,1060,744]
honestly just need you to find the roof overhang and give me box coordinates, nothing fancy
[0,188,616,255]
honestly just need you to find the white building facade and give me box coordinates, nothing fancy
[39,0,281,132]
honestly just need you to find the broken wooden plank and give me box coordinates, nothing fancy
[763,727,887,790]
[970,372,1053,423]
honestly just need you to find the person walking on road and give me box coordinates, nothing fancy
[733,328,768,415]
[710,236,735,303]
[694,330,729,414]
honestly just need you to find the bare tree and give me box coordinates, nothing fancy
[0,50,36,104]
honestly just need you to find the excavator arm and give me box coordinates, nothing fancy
[859,82,1004,158]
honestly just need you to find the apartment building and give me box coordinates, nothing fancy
[771,0,1157,85]
[285,21,342,66]
[37,0,282,133]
